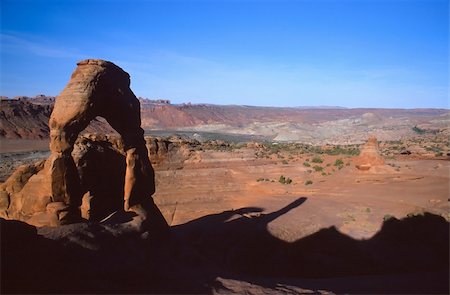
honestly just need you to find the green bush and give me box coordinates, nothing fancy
[303,161,311,167]
[334,159,344,166]
[311,157,323,163]
[313,165,323,172]
[305,180,313,185]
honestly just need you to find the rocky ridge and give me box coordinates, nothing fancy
[1,95,448,145]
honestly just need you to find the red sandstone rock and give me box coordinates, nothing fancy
[354,136,385,170]
[1,59,168,230]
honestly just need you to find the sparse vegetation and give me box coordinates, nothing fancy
[334,159,344,167]
[311,156,323,163]
[346,214,356,222]
[303,161,311,167]
[256,178,271,182]
[313,165,323,172]
[279,175,292,184]
[305,180,313,185]
[412,126,426,134]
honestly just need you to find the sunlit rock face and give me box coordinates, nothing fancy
[1,59,167,231]
[355,136,385,171]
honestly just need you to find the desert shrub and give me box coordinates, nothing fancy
[282,160,289,165]
[321,172,327,176]
[279,175,292,184]
[305,180,313,185]
[334,159,344,166]
[313,165,323,172]
[311,156,323,163]
[303,162,311,167]
[425,146,442,153]
[324,145,360,156]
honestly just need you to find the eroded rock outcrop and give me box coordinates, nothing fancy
[354,136,385,171]
[1,59,168,231]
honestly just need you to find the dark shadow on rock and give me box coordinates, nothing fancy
[1,197,449,294]
[75,139,126,221]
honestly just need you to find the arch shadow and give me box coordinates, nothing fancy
[1,197,448,294]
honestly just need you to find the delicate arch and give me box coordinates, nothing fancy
[47,60,159,225]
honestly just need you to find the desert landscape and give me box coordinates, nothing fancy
[1,60,449,294]
[2,1,449,294]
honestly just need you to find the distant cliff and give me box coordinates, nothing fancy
[1,95,448,141]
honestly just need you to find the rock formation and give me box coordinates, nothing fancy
[0,59,168,231]
[354,136,385,170]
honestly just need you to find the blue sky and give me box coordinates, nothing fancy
[1,0,448,108]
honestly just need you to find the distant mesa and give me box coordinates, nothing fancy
[138,97,171,105]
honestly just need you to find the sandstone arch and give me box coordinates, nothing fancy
[1,59,168,230]
[48,59,156,219]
